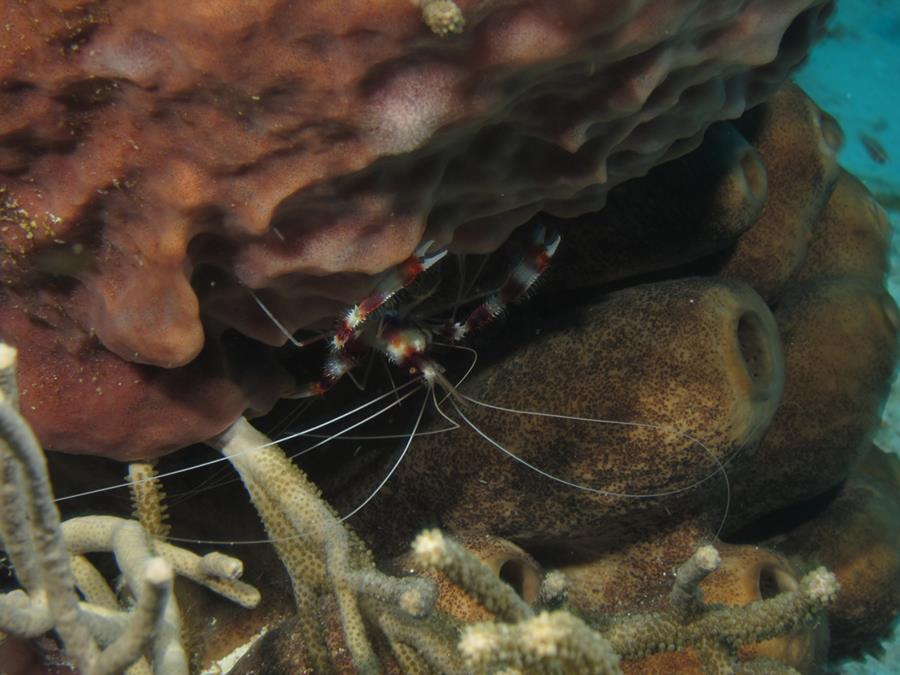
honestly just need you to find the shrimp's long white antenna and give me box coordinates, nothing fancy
[287,381,425,461]
[339,383,430,522]
[158,344,482,507]
[460,255,490,313]
[269,398,316,439]
[335,353,477,525]
[147,380,430,546]
[164,381,429,504]
[381,352,403,407]
[447,395,732,537]
[272,343,474,444]
[54,378,422,503]
[345,369,366,392]
[429,379,462,433]
[247,288,321,348]
[282,341,477,446]
[451,253,468,323]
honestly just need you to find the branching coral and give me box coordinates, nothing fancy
[209,417,439,673]
[0,341,259,674]
[206,416,839,674]
[412,529,838,674]
[0,346,842,672]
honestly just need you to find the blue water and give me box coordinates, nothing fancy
[796,0,900,672]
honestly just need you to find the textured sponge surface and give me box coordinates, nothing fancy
[0,0,833,457]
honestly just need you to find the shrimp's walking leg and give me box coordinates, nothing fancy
[287,352,357,399]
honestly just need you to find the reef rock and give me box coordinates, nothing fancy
[333,78,898,667]
[16,75,896,673]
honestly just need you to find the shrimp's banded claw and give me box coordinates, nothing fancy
[402,239,449,283]
[506,224,561,304]
[332,240,448,351]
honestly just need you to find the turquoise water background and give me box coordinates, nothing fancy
[795,0,900,671]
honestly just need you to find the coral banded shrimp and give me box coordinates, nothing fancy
[47,222,781,562]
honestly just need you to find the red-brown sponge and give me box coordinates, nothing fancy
[0,0,833,458]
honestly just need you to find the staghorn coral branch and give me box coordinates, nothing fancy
[0,345,43,600]
[0,589,56,637]
[70,555,120,610]
[413,528,533,623]
[604,565,838,662]
[0,395,100,670]
[69,551,155,675]
[0,454,42,596]
[210,417,439,674]
[694,638,734,675]
[0,342,18,408]
[212,418,349,671]
[460,610,621,675]
[215,442,333,672]
[127,461,171,539]
[92,557,172,675]
[0,592,130,643]
[60,515,189,674]
[669,544,721,623]
[0,569,174,674]
[154,540,260,609]
[68,555,155,675]
[379,609,467,675]
[58,517,262,670]
[698,566,837,650]
[348,568,437,619]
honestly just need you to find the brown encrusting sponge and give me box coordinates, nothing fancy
[0,0,834,459]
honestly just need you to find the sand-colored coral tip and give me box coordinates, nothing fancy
[695,545,721,572]
[0,342,17,369]
[144,556,174,587]
[413,528,448,566]
[805,567,839,603]
[0,341,18,407]
[419,0,465,37]
[459,623,499,660]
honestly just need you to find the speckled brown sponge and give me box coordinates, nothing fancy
[0,0,833,458]
[355,277,784,551]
